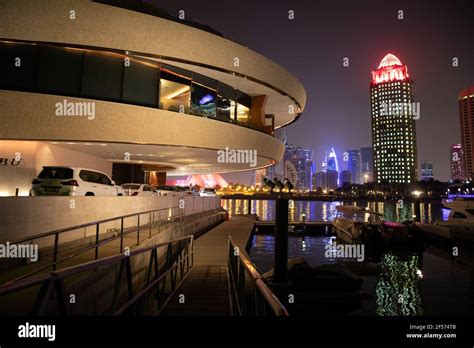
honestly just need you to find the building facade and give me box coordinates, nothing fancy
[420,161,434,181]
[0,0,306,195]
[370,53,418,183]
[339,170,352,185]
[314,171,338,191]
[450,144,465,180]
[283,144,313,190]
[347,150,361,184]
[360,146,374,183]
[459,86,474,179]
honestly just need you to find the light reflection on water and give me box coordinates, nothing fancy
[250,234,337,273]
[221,199,447,223]
[249,234,473,315]
[237,199,470,316]
[375,254,423,316]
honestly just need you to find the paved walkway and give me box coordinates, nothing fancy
[160,215,257,315]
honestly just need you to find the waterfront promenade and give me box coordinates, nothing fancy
[160,215,256,315]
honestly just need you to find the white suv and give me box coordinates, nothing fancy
[121,183,155,196]
[31,166,123,196]
[199,188,217,197]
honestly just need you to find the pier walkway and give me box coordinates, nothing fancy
[160,215,257,315]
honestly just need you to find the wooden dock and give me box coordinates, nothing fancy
[160,215,257,315]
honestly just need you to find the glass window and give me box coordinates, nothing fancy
[217,82,238,121]
[191,82,217,117]
[81,51,123,101]
[100,173,112,185]
[161,64,192,79]
[0,42,39,91]
[236,91,251,108]
[191,73,217,117]
[159,67,191,113]
[79,170,102,184]
[236,103,250,124]
[38,167,73,179]
[122,57,159,107]
[122,184,141,190]
[37,45,83,96]
[217,95,235,121]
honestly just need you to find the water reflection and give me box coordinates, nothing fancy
[222,199,446,223]
[250,235,426,315]
[250,235,337,273]
[375,254,423,316]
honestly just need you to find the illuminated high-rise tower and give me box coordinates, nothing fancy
[323,148,339,172]
[450,144,464,180]
[370,53,418,183]
[459,86,474,179]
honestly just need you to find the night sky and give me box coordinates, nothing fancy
[157,0,474,182]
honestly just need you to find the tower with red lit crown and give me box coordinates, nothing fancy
[370,53,418,183]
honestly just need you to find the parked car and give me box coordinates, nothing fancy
[182,187,200,196]
[121,183,155,196]
[154,185,178,197]
[199,188,217,197]
[31,166,122,196]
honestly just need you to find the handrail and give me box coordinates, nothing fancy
[1,204,188,286]
[5,210,186,284]
[8,205,181,245]
[0,235,194,315]
[227,236,288,316]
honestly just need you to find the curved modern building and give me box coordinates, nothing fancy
[0,0,306,194]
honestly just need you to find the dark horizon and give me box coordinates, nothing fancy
[156,0,474,183]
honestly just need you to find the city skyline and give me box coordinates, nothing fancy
[159,0,474,183]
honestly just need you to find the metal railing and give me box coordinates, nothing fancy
[227,237,288,316]
[4,205,184,283]
[0,235,194,315]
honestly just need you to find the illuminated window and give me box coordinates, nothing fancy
[159,67,191,113]
[237,103,250,124]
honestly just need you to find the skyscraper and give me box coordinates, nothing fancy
[370,53,418,183]
[420,161,434,181]
[450,144,465,180]
[322,148,340,186]
[360,146,374,183]
[283,143,313,190]
[325,148,339,172]
[347,150,361,184]
[339,170,352,185]
[314,171,338,191]
[459,86,474,179]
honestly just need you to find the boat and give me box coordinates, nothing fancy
[415,198,474,244]
[333,205,424,261]
[333,205,384,244]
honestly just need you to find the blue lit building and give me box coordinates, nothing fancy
[323,147,340,185]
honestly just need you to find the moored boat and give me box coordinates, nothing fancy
[415,198,474,244]
[333,205,424,261]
